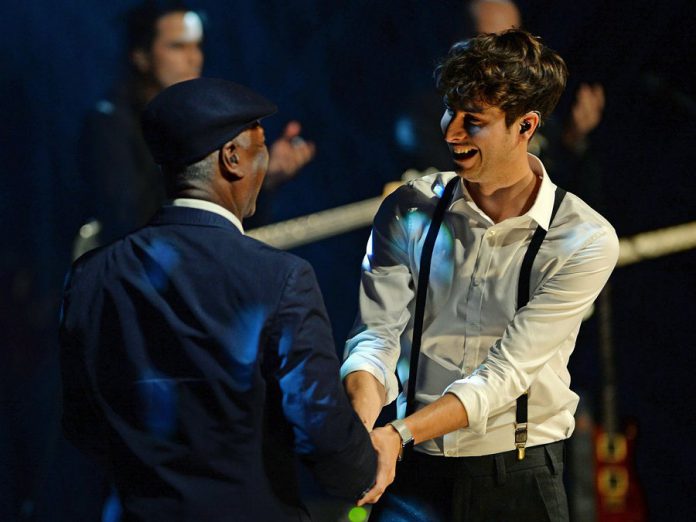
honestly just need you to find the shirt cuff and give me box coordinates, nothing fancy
[340,356,400,405]
[444,378,490,436]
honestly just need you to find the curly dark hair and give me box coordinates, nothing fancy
[434,29,568,126]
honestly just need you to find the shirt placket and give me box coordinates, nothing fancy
[445,223,498,455]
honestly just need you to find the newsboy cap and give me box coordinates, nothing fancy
[142,77,277,166]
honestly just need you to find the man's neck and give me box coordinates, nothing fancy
[465,167,541,224]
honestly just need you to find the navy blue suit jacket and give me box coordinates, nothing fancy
[60,206,376,521]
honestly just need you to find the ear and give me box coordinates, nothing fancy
[219,140,243,179]
[518,110,541,138]
[131,49,151,74]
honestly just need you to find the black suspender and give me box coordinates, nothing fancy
[514,185,566,459]
[517,186,567,310]
[406,174,566,460]
[405,176,460,420]
[401,177,459,461]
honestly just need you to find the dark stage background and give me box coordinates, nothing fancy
[1,1,695,520]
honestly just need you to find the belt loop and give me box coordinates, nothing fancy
[494,454,506,485]
[544,443,561,476]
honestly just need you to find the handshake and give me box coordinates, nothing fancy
[344,369,470,508]
[355,420,405,506]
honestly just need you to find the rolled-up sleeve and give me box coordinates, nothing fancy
[341,188,417,405]
[445,226,620,435]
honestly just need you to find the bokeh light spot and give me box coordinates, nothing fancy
[348,506,368,522]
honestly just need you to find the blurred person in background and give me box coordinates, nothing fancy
[79,0,315,251]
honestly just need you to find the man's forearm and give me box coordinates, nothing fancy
[343,371,387,431]
[360,392,470,506]
[404,393,469,445]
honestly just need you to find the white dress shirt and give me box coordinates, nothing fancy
[341,155,619,457]
[171,198,245,234]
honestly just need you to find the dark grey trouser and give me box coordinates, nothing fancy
[369,441,569,522]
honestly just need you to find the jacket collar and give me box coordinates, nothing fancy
[170,198,244,233]
[149,205,244,234]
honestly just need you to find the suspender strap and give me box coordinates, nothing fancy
[514,186,566,459]
[516,187,567,309]
[397,177,459,459]
[405,176,460,426]
[403,176,565,461]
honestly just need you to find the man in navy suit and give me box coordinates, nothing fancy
[60,77,376,521]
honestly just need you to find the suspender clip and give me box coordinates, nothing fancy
[515,423,528,460]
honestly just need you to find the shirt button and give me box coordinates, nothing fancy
[445,450,455,457]
[472,277,481,286]
[487,230,496,237]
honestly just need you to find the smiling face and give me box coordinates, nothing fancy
[441,103,526,188]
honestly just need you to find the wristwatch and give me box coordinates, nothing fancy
[388,419,414,461]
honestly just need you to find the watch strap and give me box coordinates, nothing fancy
[389,419,414,461]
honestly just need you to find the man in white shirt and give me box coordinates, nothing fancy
[342,29,619,520]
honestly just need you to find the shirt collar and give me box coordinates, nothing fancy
[449,153,557,230]
[525,153,556,231]
[170,198,245,234]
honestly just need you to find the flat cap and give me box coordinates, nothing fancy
[142,77,277,165]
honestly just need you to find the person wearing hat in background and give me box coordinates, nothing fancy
[60,77,376,522]
[78,0,315,251]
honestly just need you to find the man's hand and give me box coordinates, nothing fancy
[266,121,316,189]
[563,83,605,150]
[357,425,402,506]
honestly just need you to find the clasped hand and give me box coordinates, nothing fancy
[357,425,402,506]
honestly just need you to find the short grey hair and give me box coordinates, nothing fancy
[178,152,217,183]
[162,152,216,195]
[162,132,253,196]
